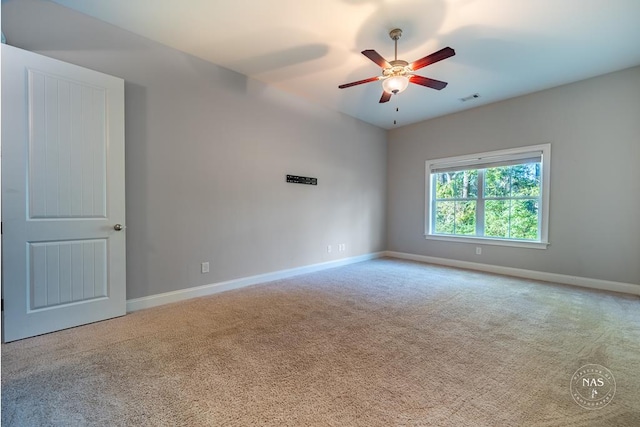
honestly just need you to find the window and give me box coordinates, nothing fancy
[425,144,550,248]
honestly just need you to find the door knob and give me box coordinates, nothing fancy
[114,224,125,231]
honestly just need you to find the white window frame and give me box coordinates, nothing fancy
[425,143,551,249]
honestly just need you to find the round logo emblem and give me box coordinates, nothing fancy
[570,364,616,410]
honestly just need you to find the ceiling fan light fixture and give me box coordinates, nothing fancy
[337,27,455,105]
[382,75,409,94]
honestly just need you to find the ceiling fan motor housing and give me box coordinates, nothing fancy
[383,60,411,78]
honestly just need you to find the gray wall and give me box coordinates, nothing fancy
[388,66,640,285]
[4,1,638,296]
[2,0,388,299]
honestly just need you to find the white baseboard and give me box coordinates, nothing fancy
[384,251,640,296]
[126,252,384,312]
[127,250,638,312]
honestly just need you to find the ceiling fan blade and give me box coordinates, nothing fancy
[362,50,391,68]
[379,91,392,103]
[338,76,380,89]
[410,75,448,90]
[410,47,455,71]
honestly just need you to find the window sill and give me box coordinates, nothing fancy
[424,234,549,249]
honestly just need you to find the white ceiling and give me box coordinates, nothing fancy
[50,0,640,129]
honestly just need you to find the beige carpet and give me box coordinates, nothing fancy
[2,258,640,426]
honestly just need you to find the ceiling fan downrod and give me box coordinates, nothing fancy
[389,28,402,61]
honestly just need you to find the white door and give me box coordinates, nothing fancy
[2,44,126,342]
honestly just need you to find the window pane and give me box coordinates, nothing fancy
[435,201,476,235]
[435,201,455,234]
[435,170,477,199]
[455,201,476,235]
[511,163,540,197]
[435,173,453,199]
[485,199,539,240]
[510,200,539,240]
[484,166,510,197]
[485,200,509,238]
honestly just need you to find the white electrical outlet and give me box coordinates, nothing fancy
[475,247,482,255]
[339,244,346,252]
[327,245,332,253]
[201,262,210,273]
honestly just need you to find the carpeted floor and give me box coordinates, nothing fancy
[2,258,640,426]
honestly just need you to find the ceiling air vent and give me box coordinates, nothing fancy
[460,93,480,102]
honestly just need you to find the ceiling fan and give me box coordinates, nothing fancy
[338,29,455,103]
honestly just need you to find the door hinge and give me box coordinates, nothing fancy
[1,299,3,312]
